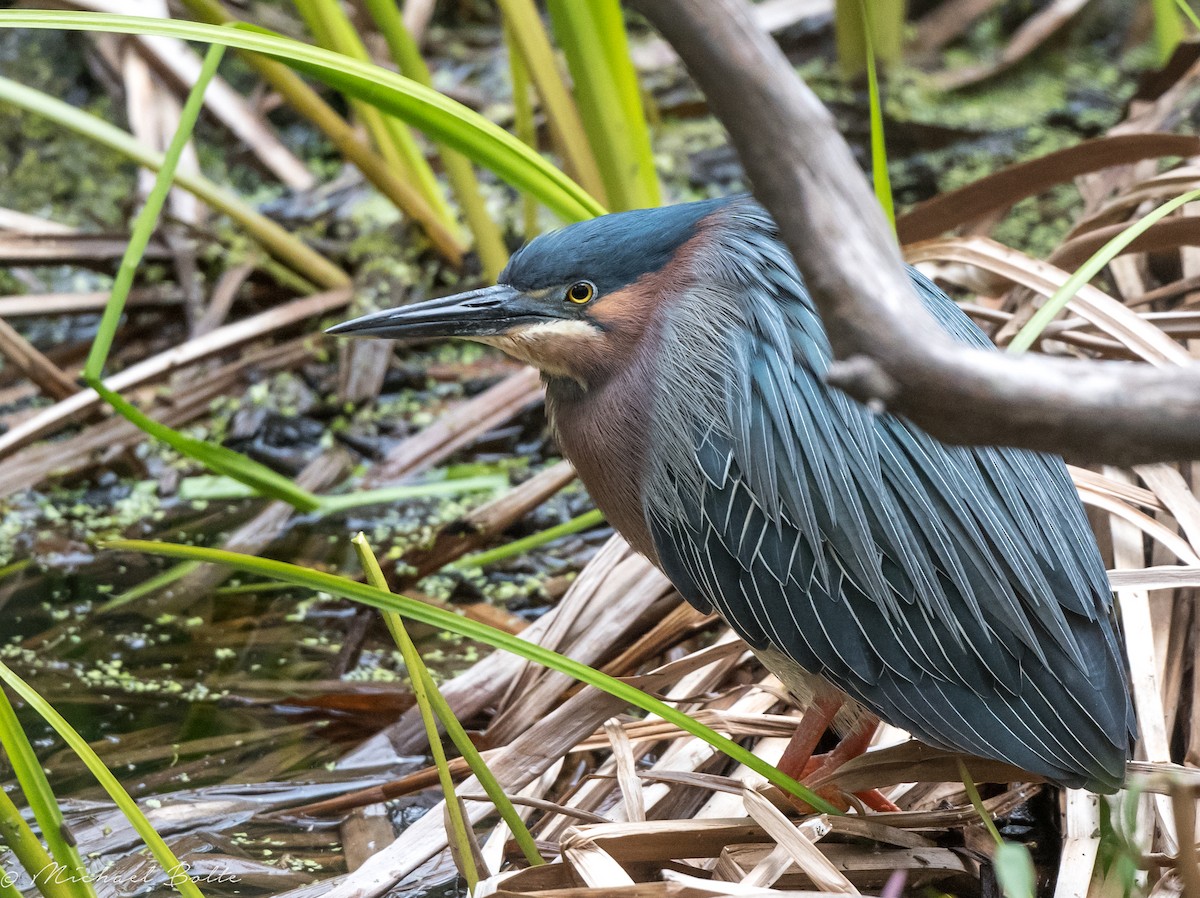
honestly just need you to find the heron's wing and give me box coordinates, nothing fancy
[647,268,1132,791]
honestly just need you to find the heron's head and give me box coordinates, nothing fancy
[327,197,737,388]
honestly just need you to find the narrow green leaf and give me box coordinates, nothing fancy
[835,0,904,75]
[0,559,30,582]
[0,664,207,898]
[172,473,506,510]
[545,0,660,211]
[294,0,456,230]
[859,0,894,232]
[74,33,322,515]
[214,580,293,596]
[315,476,508,516]
[0,784,71,898]
[360,0,508,279]
[97,561,201,614]
[85,42,225,380]
[102,538,840,814]
[418,649,546,867]
[1155,0,1186,65]
[0,11,604,222]
[960,759,1038,898]
[85,378,321,512]
[505,17,541,238]
[1175,0,1200,30]
[0,689,92,898]
[353,534,544,867]
[495,0,607,205]
[454,508,605,568]
[179,0,465,263]
[353,535,479,888]
[1008,187,1200,353]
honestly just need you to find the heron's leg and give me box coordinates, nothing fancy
[803,715,901,813]
[803,713,878,780]
[776,697,900,813]
[776,694,842,781]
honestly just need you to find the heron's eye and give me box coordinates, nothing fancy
[566,281,595,305]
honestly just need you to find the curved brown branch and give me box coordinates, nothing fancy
[627,0,1200,465]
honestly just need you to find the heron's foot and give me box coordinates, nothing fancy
[846,787,901,813]
[779,755,901,814]
[786,786,900,814]
[777,706,899,813]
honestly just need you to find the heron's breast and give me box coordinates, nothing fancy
[545,361,660,562]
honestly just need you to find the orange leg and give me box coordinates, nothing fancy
[804,713,878,782]
[776,694,842,781]
[813,716,900,812]
[777,699,900,813]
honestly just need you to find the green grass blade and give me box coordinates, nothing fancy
[291,0,405,177]
[454,508,605,569]
[1175,0,1200,30]
[0,665,207,898]
[97,561,202,614]
[102,538,840,814]
[418,648,546,867]
[85,378,322,512]
[314,475,508,516]
[0,11,603,222]
[99,473,505,612]
[0,689,92,898]
[545,0,660,211]
[353,534,545,868]
[958,760,1002,845]
[353,535,479,888]
[959,761,1037,898]
[994,842,1037,898]
[0,73,347,290]
[835,0,904,75]
[496,0,607,205]
[859,0,894,232]
[179,0,464,264]
[0,559,30,582]
[176,473,505,507]
[360,0,508,279]
[505,17,541,238]
[85,42,225,380]
[1008,187,1200,353]
[0,783,72,898]
[293,0,456,230]
[72,50,323,500]
[1155,0,1186,65]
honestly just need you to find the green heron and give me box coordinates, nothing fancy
[329,196,1134,794]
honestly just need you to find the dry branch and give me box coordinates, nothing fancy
[0,287,351,456]
[0,338,310,497]
[932,0,1092,89]
[627,0,1200,465]
[0,317,77,401]
[0,288,182,317]
[896,134,1200,243]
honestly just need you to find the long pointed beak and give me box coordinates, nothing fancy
[326,284,537,340]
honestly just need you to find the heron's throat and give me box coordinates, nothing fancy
[474,319,608,384]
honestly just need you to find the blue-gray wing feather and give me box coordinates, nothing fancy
[648,265,1133,791]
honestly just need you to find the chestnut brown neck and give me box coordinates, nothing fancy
[544,340,660,561]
